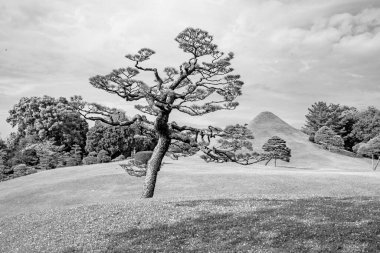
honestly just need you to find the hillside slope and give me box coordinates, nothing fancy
[1,156,379,217]
[248,111,371,170]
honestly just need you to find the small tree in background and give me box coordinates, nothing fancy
[350,107,380,144]
[97,150,111,163]
[82,151,98,165]
[262,136,291,167]
[314,126,344,150]
[357,136,380,170]
[72,144,83,165]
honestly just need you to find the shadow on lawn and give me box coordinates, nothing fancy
[101,197,380,253]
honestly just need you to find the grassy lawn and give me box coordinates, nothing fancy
[1,197,379,252]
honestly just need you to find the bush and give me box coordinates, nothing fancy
[97,150,111,163]
[21,149,39,166]
[82,156,98,165]
[308,134,315,143]
[353,143,364,154]
[332,135,344,148]
[112,154,126,162]
[134,151,153,166]
[315,126,344,149]
[12,164,37,177]
[12,164,27,176]
[65,157,78,167]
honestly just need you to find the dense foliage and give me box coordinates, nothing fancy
[303,102,351,134]
[357,136,380,170]
[85,120,157,159]
[7,96,88,150]
[314,126,344,149]
[304,102,380,152]
[262,136,291,166]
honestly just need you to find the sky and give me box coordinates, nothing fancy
[0,0,380,138]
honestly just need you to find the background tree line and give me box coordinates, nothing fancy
[303,101,380,169]
[0,96,157,181]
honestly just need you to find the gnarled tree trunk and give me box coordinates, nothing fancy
[141,112,171,198]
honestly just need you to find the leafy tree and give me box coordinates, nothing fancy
[85,120,156,159]
[20,149,39,166]
[97,150,111,163]
[0,150,7,179]
[350,107,380,144]
[57,152,70,168]
[262,136,291,167]
[357,136,380,170]
[26,141,65,170]
[71,27,254,198]
[303,102,353,136]
[314,126,344,149]
[83,151,98,165]
[7,96,88,151]
[72,144,83,165]
[337,108,359,150]
[331,135,345,148]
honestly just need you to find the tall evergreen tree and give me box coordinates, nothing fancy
[303,102,351,135]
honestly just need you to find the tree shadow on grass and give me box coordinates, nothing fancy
[102,197,380,253]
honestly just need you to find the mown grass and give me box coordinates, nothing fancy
[1,197,379,252]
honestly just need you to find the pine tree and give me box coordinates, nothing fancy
[70,27,247,198]
[262,136,291,167]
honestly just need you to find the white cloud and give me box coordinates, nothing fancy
[0,0,380,136]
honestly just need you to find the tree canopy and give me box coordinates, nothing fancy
[303,102,352,135]
[314,126,344,149]
[262,136,291,167]
[357,135,380,170]
[7,96,88,151]
[85,120,157,159]
[350,107,380,144]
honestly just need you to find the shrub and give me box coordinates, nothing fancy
[97,150,111,163]
[12,164,27,176]
[112,154,126,162]
[12,164,36,177]
[308,133,315,143]
[315,126,344,149]
[21,149,39,166]
[65,157,78,167]
[353,143,364,154]
[82,156,98,165]
[134,151,153,166]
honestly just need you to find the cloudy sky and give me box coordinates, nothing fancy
[0,0,380,137]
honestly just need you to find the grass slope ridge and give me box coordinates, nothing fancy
[249,111,371,170]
